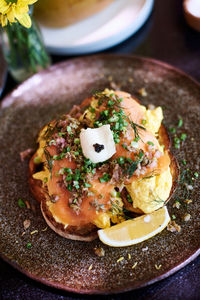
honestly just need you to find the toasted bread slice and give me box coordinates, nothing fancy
[41,199,98,241]
[29,154,98,241]
[29,92,179,241]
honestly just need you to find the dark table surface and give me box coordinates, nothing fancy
[0,0,200,299]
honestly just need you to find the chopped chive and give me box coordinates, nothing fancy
[147,141,154,146]
[99,173,111,183]
[64,167,72,174]
[134,137,140,142]
[182,159,187,166]
[174,143,180,149]
[174,137,180,144]
[18,198,26,208]
[178,118,183,128]
[194,172,199,178]
[117,157,125,165]
[65,174,72,181]
[108,100,115,106]
[67,184,72,191]
[26,242,32,249]
[122,144,128,150]
[58,132,66,137]
[53,155,59,160]
[180,133,187,141]
[63,146,70,153]
[89,107,96,113]
[49,139,56,146]
[127,194,133,203]
[139,150,144,158]
[84,183,92,188]
[169,127,176,134]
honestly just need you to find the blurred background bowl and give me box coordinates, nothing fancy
[34,0,114,28]
[183,0,200,32]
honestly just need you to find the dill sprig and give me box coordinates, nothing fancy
[109,202,123,215]
[140,170,159,181]
[150,190,165,204]
[178,168,194,200]
[44,148,53,177]
[126,160,139,178]
[43,122,59,141]
[129,120,146,141]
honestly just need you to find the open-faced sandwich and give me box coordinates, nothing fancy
[29,89,179,246]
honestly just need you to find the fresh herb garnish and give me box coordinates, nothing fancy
[18,198,26,208]
[84,183,92,188]
[174,137,180,149]
[99,173,111,183]
[117,157,125,165]
[127,194,133,203]
[169,127,176,134]
[58,132,66,137]
[147,141,154,146]
[150,191,165,204]
[182,159,187,166]
[122,143,128,150]
[178,118,183,128]
[44,148,53,177]
[126,160,139,177]
[180,133,187,141]
[26,242,32,249]
[129,119,146,142]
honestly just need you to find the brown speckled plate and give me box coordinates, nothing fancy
[0,55,199,294]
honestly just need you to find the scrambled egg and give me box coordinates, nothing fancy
[126,167,172,214]
[126,104,172,214]
[142,106,163,135]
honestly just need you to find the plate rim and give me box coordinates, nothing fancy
[1,250,200,295]
[0,54,200,294]
[1,54,200,110]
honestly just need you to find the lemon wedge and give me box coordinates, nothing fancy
[98,206,170,247]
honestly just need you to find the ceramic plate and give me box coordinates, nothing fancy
[0,55,199,294]
[39,0,154,55]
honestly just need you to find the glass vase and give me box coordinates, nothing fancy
[0,17,51,82]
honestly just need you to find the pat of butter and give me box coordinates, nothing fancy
[80,125,116,163]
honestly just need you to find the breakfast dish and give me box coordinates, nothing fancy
[29,89,178,244]
[0,56,199,293]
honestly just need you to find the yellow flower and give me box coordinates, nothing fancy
[0,0,38,28]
